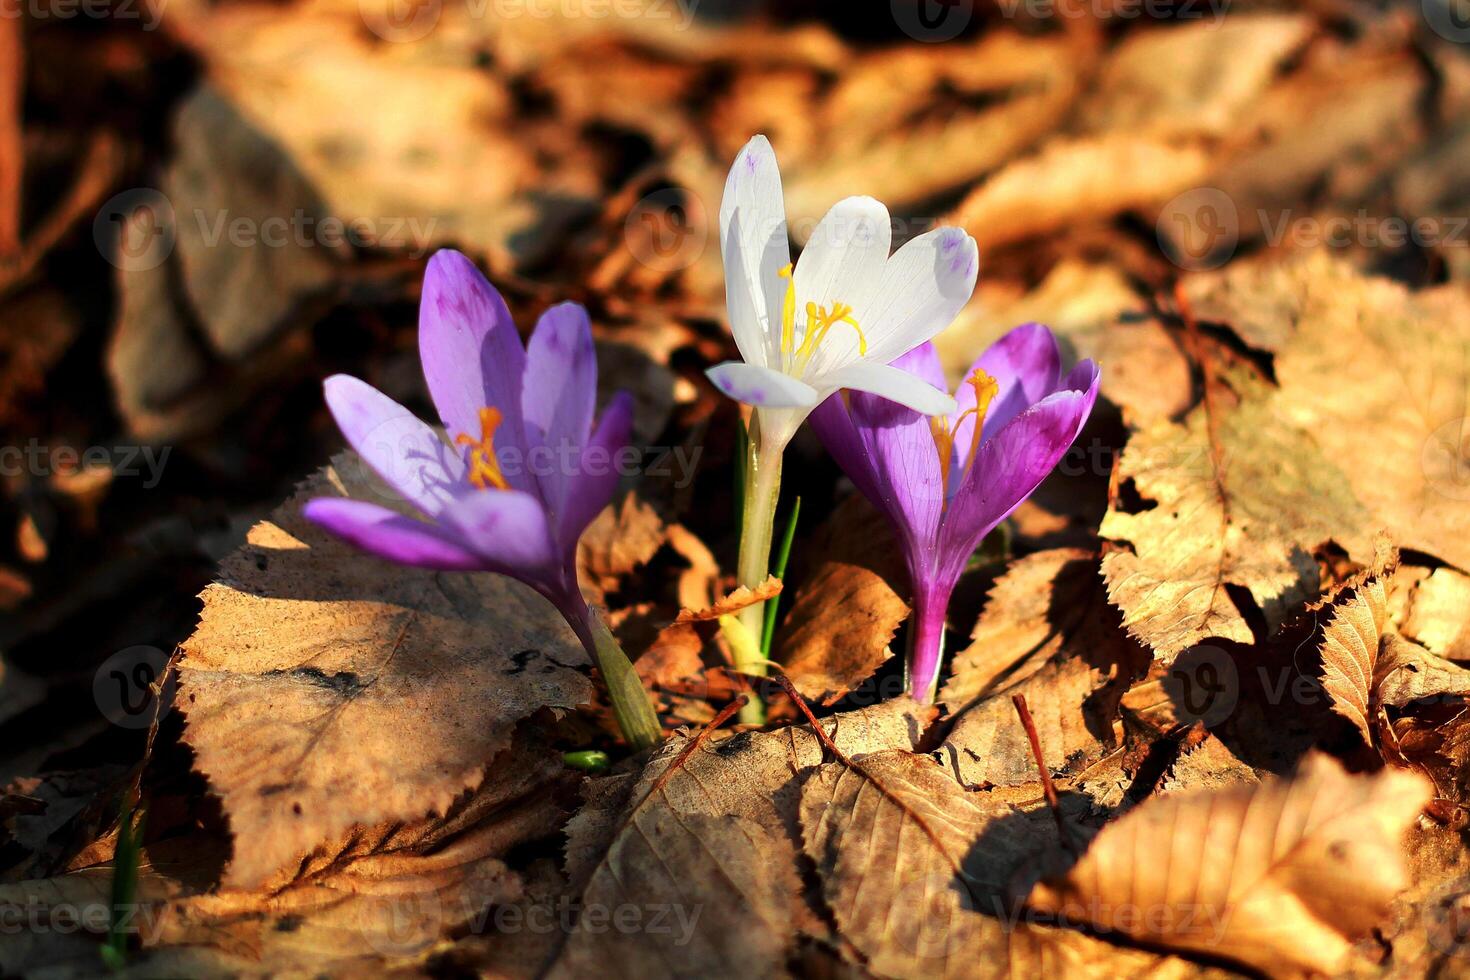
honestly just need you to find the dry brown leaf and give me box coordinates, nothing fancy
[950,135,1211,253]
[1317,543,1397,743]
[800,750,1204,979]
[1101,364,1374,661]
[1401,567,1470,662]
[784,33,1076,235]
[940,550,1146,789]
[1079,15,1314,140]
[633,577,783,727]
[546,699,931,975]
[936,261,1186,429]
[576,492,667,602]
[0,732,564,976]
[1179,255,1470,572]
[1028,752,1431,977]
[177,454,593,890]
[775,495,911,705]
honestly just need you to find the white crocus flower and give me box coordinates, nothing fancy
[708,135,981,723]
[705,134,978,449]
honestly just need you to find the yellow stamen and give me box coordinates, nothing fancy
[778,263,797,358]
[930,368,999,499]
[962,368,1000,465]
[774,264,868,373]
[455,406,510,491]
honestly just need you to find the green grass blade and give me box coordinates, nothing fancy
[760,495,801,656]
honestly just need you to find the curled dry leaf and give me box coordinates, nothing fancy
[546,699,931,975]
[1316,540,1397,743]
[177,455,593,890]
[1181,255,1470,572]
[1101,364,1372,662]
[634,577,782,727]
[1400,567,1470,662]
[576,492,667,603]
[1027,752,1431,978]
[1,732,568,976]
[775,496,911,705]
[800,750,1200,979]
[940,549,1147,788]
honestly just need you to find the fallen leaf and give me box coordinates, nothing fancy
[775,495,910,705]
[1028,752,1431,977]
[547,699,930,975]
[800,750,1202,979]
[1401,567,1470,662]
[940,549,1147,789]
[950,135,1211,253]
[177,453,593,889]
[1180,255,1470,572]
[1316,540,1397,743]
[1101,364,1373,661]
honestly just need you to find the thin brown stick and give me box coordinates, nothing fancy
[633,694,745,808]
[1011,693,1081,856]
[0,13,23,258]
[771,671,845,762]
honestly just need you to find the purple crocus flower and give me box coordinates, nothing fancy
[302,249,660,748]
[809,324,1100,703]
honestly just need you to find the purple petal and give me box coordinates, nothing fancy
[523,302,596,450]
[438,488,560,578]
[419,250,531,487]
[323,374,464,518]
[559,390,635,544]
[889,341,947,391]
[522,302,597,517]
[955,324,1063,462]
[303,498,484,571]
[940,378,1099,579]
[846,376,947,561]
[809,392,887,512]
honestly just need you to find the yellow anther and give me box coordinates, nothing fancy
[773,263,867,374]
[455,406,510,491]
[778,263,797,357]
[930,368,999,501]
[961,368,999,466]
[793,300,867,370]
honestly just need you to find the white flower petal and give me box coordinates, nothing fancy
[859,226,979,365]
[794,196,892,378]
[706,361,820,409]
[721,214,768,368]
[720,135,790,366]
[815,360,958,416]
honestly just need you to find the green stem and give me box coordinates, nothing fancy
[584,612,662,752]
[761,496,801,656]
[733,416,784,725]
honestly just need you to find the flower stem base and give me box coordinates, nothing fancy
[734,415,785,725]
